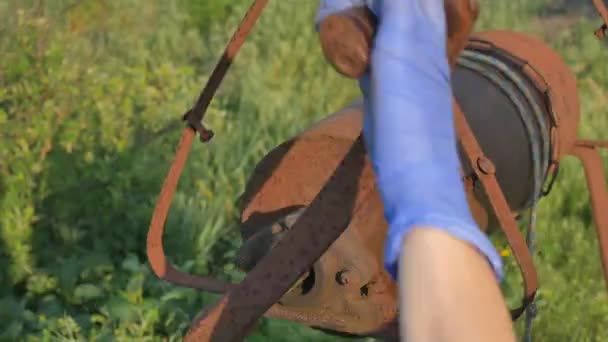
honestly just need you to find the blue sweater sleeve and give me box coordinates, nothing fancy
[316,0,503,281]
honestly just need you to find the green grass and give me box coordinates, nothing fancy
[0,0,607,340]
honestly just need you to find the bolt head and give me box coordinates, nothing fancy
[336,270,349,286]
[477,157,496,175]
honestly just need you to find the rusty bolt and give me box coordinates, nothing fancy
[477,157,496,175]
[336,270,350,286]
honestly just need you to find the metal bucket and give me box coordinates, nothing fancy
[454,48,549,228]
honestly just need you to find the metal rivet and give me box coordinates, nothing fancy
[477,157,496,175]
[336,270,349,286]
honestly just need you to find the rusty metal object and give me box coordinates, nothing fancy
[146,0,269,296]
[145,1,608,341]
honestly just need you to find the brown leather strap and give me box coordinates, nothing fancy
[453,101,539,319]
[146,0,269,293]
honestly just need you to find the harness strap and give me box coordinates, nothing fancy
[453,102,539,320]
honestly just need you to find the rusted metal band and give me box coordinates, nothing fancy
[185,0,271,131]
[146,0,269,292]
[147,128,235,294]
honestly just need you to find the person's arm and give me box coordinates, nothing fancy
[316,1,516,341]
[399,228,516,342]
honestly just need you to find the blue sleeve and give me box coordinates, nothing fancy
[316,0,503,281]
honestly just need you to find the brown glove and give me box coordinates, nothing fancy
[318,0,480,78]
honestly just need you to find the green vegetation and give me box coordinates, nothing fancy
[0,0,606,340]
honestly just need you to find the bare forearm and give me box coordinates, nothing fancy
[399,228,516,342]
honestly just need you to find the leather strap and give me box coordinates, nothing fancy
[453,101,538,319]
[146,0,269,293]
